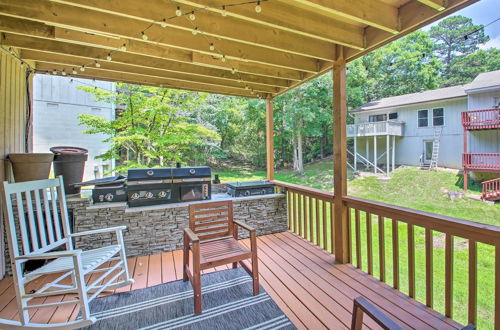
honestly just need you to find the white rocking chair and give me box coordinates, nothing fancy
[0,176,134,329]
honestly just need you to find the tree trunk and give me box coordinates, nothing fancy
[297,127,304,174]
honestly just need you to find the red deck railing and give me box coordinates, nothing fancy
[462,108,500,129]
[463,153,500,171]
[482,177,500,201]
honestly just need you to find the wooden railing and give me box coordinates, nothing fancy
[347,121,404,137]
[463,153,500,170]
[482,178,500,201]
[344,195,500,328]
[462,108,500,129]
[272,180,334,253]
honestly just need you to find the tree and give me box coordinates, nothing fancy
[78,84,220,173]
[429,15,489,81]
[443,48,500,86]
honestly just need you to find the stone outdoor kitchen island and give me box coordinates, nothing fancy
[67,190,288,257]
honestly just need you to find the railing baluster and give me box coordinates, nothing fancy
[392,219,399,289]
[303,194,308,241]
[315,198,320,246]
[355,209,362,269]
[293,192,298,234]
[348,207,352,263]
[309,196,314,241]
[287,190,292,231]
[468,240,477,325]
[366,213,373,275]
[408,223,415,298]
[425,228,433,308]
[298,193,303,237]
[445,234,454,318]
[322,199,327,250]
[330,202,334,254]
[378,215,385,282]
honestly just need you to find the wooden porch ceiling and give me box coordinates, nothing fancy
[0,0,478,99]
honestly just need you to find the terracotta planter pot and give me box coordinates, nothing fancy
[7,153,54,182]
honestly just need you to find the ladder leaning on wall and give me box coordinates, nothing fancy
[429,127,443,170]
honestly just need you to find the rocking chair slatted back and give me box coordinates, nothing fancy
[2,176,72,258]
[189,201,234,241]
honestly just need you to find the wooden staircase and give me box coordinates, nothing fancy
[421,127,443,170]
[482,177,500,201]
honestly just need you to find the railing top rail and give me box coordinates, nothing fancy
[463,153,500,156]
[462,108,500,114]
[343,195,500,245]
[482,177,500,185]
[271,180,334,200]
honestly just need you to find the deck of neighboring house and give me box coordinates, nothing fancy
[0,232,461,329]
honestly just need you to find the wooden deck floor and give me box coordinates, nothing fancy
[0,232,461,329]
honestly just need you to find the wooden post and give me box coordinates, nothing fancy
[354,136,357,171]
[463,128,468,190]
[386,135,390,176]
[333,48,349,264]
[374,136,377,174]
[392,135,396,172]
[266,97,274,181]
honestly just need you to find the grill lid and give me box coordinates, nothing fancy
[127,166,211,180]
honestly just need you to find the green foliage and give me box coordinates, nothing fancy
[78,84,220,172]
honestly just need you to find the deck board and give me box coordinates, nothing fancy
[0,232,461,329]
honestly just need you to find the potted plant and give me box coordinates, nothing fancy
[7,153,54,182]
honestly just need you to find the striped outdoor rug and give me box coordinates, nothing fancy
[82,267,295,330]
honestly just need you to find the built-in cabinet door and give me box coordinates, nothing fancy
[423,140,433,164]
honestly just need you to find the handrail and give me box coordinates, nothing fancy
[481,177,500,201]
[343,195,500,245]
[462,108,500,127]
[463,153,500,170]
[271,180,333,200]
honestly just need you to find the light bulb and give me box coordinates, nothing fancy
[209,43,215,51]
[245,85,249,90]
[95,61,101,68]
[141,32,148,40]
[221,5,227,16]
[189,12,195,21]
[72,69,77,75]
[175,6,182,16]
[231,68,236,74]
[160,19,167,28]
[62,70,67,76]
[250,90,255,94]
[106,54,112,61]
[192,27,199,35]
[255,1,262,13]
[52,70,58,75]
[120,44,127,51]
[221,56,226,62]
[80,66,85,72]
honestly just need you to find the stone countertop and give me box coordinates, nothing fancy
[68,192,285,213]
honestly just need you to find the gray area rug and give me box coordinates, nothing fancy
[81,267,296,329]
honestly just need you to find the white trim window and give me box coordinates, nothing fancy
[418,109,428,127]
[432,108,444,126]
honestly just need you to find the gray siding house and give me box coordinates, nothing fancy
[33,75,116,180]
[348,70,500,176]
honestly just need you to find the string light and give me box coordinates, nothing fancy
[80,65,85,72]
[160,19,167,28]
[221,5,227,16]
[61,70,67,76]
[189,11,196,21]
[106,53,112,61]
[221,55,226,62]
[52,69,58,75]
[95,60,101,68]
[141,31,148,40]
[231,68,236,74]
[192,27,199,35]
[72,68,78,75]
[175,6,182,16]
[209,43,215,51]
[255,1,262,13]
[120,44,127,51]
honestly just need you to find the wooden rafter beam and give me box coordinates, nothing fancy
[159,0,365,49]
[34,62,263,98]
[21,50,281,94]
[0,0,322,72]
[282,0,400,34]
[1,33,287,93]
[0,16,299,83]
[417,0,447,11]
[50,0,341,60]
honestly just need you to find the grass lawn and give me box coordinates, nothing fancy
[216,160,499,328]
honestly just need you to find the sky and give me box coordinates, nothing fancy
[429,0,500,49]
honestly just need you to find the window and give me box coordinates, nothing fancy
[388,112,398,120]
[418,110,428,127]
[433,108,444,126]
[369,114,387,122]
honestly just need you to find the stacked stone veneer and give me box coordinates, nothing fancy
[68,193,287,258]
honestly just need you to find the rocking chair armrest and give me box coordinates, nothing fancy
[234,220,255,233]
[184,228,200,243]
[15,250,82,260]
[70,226,127,237]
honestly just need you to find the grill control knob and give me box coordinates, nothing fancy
[244,190,251,196]
[158,191,167,198]
[105,193,114,202]
[145,192,154,199]
[147,170,154,176]
[130,193,139,200]
[189,169,196,175]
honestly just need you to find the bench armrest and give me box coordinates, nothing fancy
[234,220,255,233]
[184,228,200,243]
[15,250,82,260]
[70,226,127,237]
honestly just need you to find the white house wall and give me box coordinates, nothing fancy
[353,97,467,169]
[33,75,115,180]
